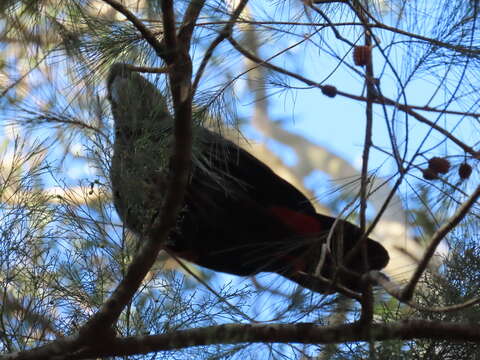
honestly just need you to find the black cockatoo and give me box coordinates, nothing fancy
[107,63,389,294]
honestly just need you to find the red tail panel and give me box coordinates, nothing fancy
[269,207,323,235]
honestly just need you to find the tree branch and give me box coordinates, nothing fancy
[178,0,207,50]
[354,1,375,326]
[67,321,480,359]
[192,0,249,94]
[401,183,480,301]
[100,0,167,60]
[55,0,195,351]
[160,0,177,58]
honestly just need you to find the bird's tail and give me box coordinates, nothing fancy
[268,210,390,294]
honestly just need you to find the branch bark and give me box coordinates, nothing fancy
[42,321,480,359]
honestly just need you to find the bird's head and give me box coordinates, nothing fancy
[107,63,172,139]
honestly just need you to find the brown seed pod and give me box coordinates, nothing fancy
[322,85,337,98]
[422,168,439,180]
[353,45,372,66]
[428,157,450,174]
[458,162,473,180]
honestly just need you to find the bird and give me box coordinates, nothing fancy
[107,63,389,295]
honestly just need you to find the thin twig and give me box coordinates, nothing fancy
[369,271,480,313]
[0,52,50,99]
[307,3,355,47]
[401,184,480,301]
[227,37,479,157]
[100,0,167,60]
[294,271,363,301]
[192,0,249,95]
[314,196,359,295]
[166,251,258,323]
[120,64,171,73]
